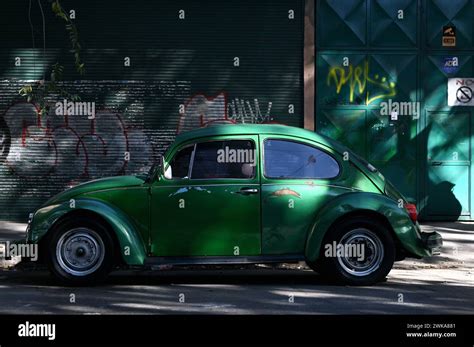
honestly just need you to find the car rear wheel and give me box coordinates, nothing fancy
[45,217,115,286]
[311,217,395,285]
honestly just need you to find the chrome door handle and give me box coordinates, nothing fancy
[432,161,443,166]
[236,187,259,195]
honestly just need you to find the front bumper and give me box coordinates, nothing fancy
[420,231,443,255]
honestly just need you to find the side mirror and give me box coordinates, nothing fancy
[162,156,172,179]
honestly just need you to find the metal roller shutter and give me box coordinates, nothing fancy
[0,0,304,220]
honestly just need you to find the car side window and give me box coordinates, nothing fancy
[264,139,339,179]
[191,140,256,179]
[170,145,194,179]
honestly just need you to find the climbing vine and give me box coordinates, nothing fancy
[51,0,85,75]
[18,0,85,116]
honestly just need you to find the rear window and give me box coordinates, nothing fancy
[263,139,340,179]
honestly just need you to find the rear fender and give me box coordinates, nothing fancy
[304,192,429,262]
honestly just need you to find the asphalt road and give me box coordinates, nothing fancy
[0,266,472,314]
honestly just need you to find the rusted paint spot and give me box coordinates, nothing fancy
[270,188,301,199]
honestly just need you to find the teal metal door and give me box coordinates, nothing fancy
[421,0,474,220]
[316,0,474,221]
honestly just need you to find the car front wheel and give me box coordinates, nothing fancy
[45,217,115,286]
[313,217,396,286]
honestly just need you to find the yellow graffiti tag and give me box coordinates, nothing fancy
[326,61,397,105]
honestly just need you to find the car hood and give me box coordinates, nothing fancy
[43,175,146,206]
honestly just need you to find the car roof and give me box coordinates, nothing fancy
[175,124,345,151]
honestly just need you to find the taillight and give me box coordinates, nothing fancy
[404,203,417,222]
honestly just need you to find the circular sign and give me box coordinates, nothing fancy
[456,86,473,103]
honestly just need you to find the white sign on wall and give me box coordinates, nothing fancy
[448,78,474,106]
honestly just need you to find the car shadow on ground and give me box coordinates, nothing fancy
[1,268,336,286]
[110,268,338,286]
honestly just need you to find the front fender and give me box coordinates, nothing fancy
[304,192,429,262]
[28,198,147,265]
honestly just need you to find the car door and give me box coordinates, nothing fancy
[150,135,261,256]
[260,136,343,255]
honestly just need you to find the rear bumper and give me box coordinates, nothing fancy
[420,231,443,255]
[395,221,443,259]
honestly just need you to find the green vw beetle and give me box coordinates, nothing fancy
[25,124,442,285]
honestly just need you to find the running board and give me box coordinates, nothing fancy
[144,255,304,267]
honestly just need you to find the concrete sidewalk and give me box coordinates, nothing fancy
[0,221,26,241]
[387,222,474,287]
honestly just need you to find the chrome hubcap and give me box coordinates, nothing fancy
[56,228,105,276]
[337,228,384,277]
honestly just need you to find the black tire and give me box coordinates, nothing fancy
[309,216,395,286]
[44,216,115,286]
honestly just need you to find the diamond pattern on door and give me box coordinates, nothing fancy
[368,110,416,162]
[370,0,417,47]
[317,0,367,47]
[317,109,367,157]
[425,0,473,48]
[368,54,417,104]
[317,53,367,106]
[424,55,473,107]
